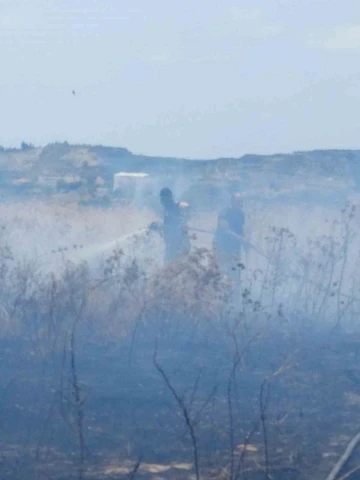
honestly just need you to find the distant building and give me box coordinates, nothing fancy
[113,172,154,203]
[113,172,150,191]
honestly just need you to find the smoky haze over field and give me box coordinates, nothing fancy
[2,1,360,476]
[1,176,359,327]
[1,144,360,479]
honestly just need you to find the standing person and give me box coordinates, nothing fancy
[149,187,191,262]
[213,192,246,276]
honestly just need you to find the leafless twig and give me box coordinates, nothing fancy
[153,346,200,480]
[259,379,271,480]
[127,455,143,480]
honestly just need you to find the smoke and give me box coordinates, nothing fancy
[65,227,156,272]
[1,184,359,330]
[0,200,158,274]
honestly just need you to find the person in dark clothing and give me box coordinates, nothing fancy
[149,188,191,262]
[214,192,246,274]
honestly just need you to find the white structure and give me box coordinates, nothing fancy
[113,172,150,191]
[113,172,154,202]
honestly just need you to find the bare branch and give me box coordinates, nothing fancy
[153,347,200,480]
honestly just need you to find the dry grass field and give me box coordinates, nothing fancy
[0,192,359,479]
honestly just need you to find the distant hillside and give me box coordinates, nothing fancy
[0,142,212,178]
[1,142,360,175]
[0,143,359,197]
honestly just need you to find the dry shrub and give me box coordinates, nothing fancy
[144,248,230,321]
[78,247,232,340]
[2,199,360,353]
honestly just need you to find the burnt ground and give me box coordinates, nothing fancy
[1,320,360,480]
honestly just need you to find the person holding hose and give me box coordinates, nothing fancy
[149,187,191,262]
[213,192,246,276]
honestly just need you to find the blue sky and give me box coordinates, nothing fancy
[1,0,360,158]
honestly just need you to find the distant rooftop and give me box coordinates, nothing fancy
[114,172,149,178]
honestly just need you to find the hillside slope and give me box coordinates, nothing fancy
[1,143,359,178]
[0,143,359,203]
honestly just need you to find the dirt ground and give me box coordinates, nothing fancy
[1,325,360,479]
